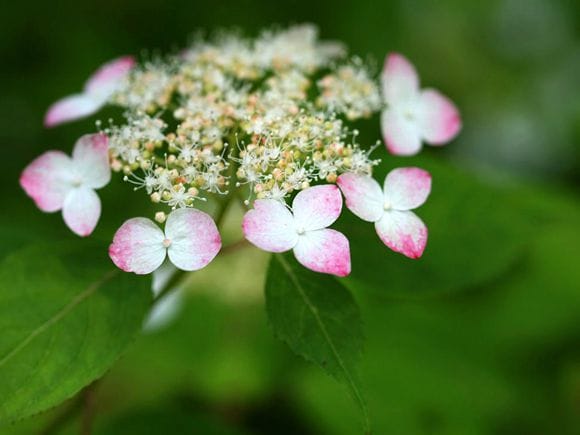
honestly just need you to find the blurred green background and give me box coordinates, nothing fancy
[1,0,580,434]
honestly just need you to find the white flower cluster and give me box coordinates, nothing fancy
[106,24,383,210]
[26,24,462,276]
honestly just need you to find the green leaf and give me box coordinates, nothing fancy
[265,254,369,431]
[0,242,151,423]
[340,156,533,297]
[292,224,580,435]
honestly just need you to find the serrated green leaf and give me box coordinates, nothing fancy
[265,254,369,431]
[293,223,580,435]
[0,242,151,423]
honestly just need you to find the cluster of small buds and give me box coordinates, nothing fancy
[317,60,382,120]
[112,61,177,113]
[233,116,380,203]
[23,24,462,278]
[105,25,383,212]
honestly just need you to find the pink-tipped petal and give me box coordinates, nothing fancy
[109,217,166,275]
[292,185,342,231]
[243,200,299,253]
[381,53,420,104]
[164,208,222,271]
[84,56,135,97]
[384,167,431,211]
[417,89,461,145]
[72,133,111,189]
[20,151,74,212]
[375,210,428,259]
[337,173,384,222]
[62,187,101,237]
[381,109,423,156]
[293,229,351,277]
[44,94,104,128]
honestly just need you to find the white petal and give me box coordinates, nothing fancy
[165,209,222,271]
[151,261,178,297]
[84,56,135,98]
[44,94,104,128]
[381,109,422,156]
[20,151,74,212]
[143,287,184,333]
[375,210,428,259]
[381,53,420,104]
[109,217,166,275]
[243,200,299,252]
[72,133,111,189]
[292,185,342,231]
[336,173,384,222]
[384,167,431,211]
[62,187,101,236]
[293,229,351,277]
[417,89,462,145]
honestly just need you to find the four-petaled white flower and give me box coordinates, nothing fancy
[243,185,351,276]
[381,53,461,156]
[44,56,135,127]
[337,167,431,259]
[109,208,222,275]
[20,133,111,236]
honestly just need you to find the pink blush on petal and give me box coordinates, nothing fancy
[85,56,136,95]
[417,89,462,145]
[375,210,428,260]
[20,151,72,212]
[109,217,166,275]
[293,229,351,277]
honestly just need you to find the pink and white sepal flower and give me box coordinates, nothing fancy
[109,208,222,275]
[20,133,111,237]
[337,168,432,259]
[381,53,461,156]
[44,56,135,128]
[243,185,351,277]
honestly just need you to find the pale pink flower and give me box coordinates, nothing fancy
[44,56,135,127]
[109,208,222,275]
[337,168,431,259]
[243,185,351,277]
[20,133,111,237]
[381,53,461,156]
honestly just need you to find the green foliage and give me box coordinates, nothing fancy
[0,242,151,423]
[264,254,368,430]
[1,0,580,432]
[293,222,580,435]
[104,293,288,405]
[94,406,248,435]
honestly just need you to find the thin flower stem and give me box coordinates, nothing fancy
[81,382,97,435]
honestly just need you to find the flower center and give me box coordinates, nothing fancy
[296,226,306,235]
[162,238,172,248]
[383,200,392,211]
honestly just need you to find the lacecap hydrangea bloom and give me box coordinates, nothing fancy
[21,24,461,277]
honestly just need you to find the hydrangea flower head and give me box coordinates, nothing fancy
[22,25,461,276]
